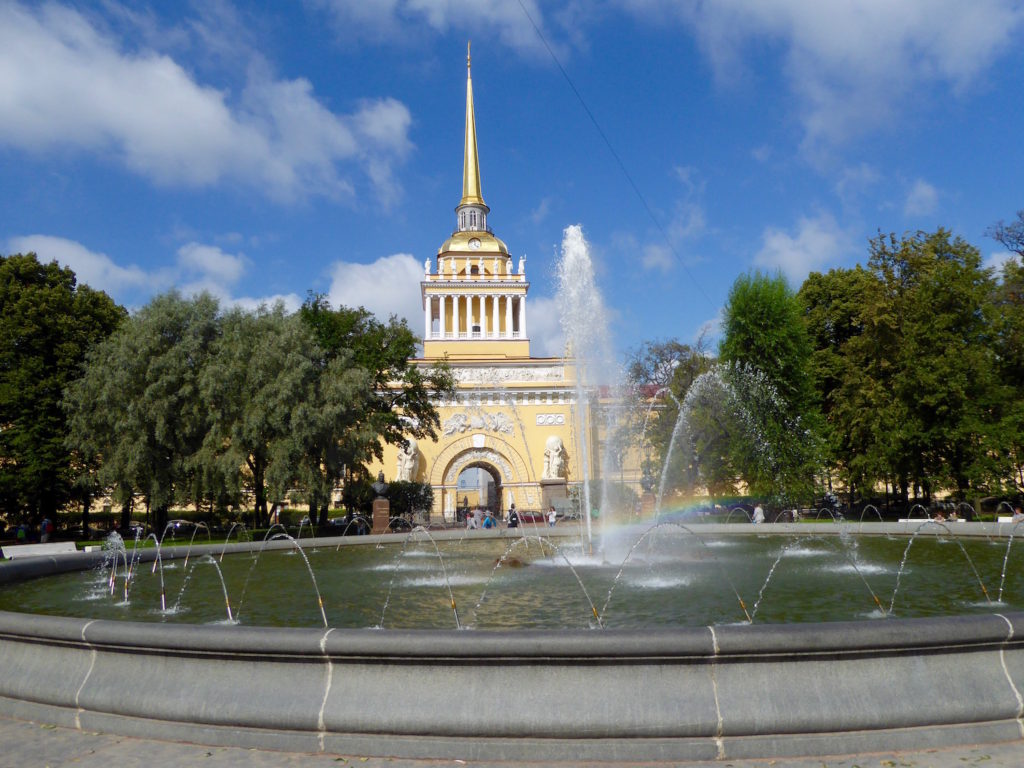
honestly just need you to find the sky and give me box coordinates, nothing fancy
[3,0,1023,360]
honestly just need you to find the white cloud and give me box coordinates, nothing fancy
[530,197,553,225]
[177,242,247,285]
[985,250,1017,275]
[621,0,1024,154]
[835,163,881,206]
[7,234,154,293]
[0,3,412,203]
[641,243,673,273]
[754,212,855,284]
[6,233,300,312]
[175,242,254,301]
[314,0,553,56]
[524,294,565,358]
[327,253,425,330]
[636,181,706,273]
[903,179,939,217]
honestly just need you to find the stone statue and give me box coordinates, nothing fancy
[372,471,388,499]
[424,257,431,274]
[518,255,526,276]
[396,438,419,481]
[442,413,470,436]
[542,435,565,480]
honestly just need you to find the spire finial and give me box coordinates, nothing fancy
[461,43,485,207]
[467,40,471,69]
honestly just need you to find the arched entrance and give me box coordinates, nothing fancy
[428,434,535,522]
[454,462,503,523]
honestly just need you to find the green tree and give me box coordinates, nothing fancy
[866,230,999,502]
[198,306,320,527]
[625,337,711,496]
[800,230,1004,506]
[799,266,890,502]
[297,294,454,526]
[0,253,124,526]
[386,480,434,518]
[719,271,813,415]
[718,271,817,499]
[65,292,220,533]
[986,256,1024,494]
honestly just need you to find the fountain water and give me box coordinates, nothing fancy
[556,224,624,547]
[4,231,1024,761]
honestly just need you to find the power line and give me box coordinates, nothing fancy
[514,0,718,310]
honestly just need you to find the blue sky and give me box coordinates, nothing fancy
[3,1,1023,359]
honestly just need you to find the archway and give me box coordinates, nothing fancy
[454,462,503,523]
[428,434,535,521]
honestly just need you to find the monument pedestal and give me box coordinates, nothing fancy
[372,498,390,535]
[540,479,568,513]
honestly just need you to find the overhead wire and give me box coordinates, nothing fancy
[514,0,718,311]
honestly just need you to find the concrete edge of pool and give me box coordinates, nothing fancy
[1,522,1023,762]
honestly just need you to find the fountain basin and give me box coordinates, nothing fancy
[2,526,1024,761]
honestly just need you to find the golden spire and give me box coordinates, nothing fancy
[461,40,485,207]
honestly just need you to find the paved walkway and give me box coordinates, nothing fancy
[2,715,1023,768]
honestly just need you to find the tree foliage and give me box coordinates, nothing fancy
[198,306,320,527]
[386,480,434,517]
[62,291,454,532]
[65,292,220,532]
[798,229,1003,505]
[717,271,817,500]
[0,253,124,524]
[298,294,453,525]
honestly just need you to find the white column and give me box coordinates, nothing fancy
[453,294,461,339]
[519,294,527,338]
[504,294,513,338]
[424,295,431,339]
[490,294,499,338]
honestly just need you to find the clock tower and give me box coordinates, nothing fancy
[372,46,587,522]
[420,43,530,361]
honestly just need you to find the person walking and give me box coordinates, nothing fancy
[547,505,557,527]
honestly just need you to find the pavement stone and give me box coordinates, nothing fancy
[1,715,1024,768]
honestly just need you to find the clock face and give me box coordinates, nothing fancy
[468,238,481,250]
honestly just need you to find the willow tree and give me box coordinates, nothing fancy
[197,305,321,527]
[297,294,453,525]
[65,292,220,533]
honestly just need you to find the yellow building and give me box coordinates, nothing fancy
[374,48,589,521]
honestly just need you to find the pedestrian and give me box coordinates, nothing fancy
[547,505,557,527]
[752,504,765,524]
[508,505,519,528]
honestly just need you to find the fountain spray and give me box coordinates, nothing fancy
[557,225,618,549]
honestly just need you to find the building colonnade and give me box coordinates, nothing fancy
[424,292,526,340]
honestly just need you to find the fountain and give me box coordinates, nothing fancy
[2,227,1024,762]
